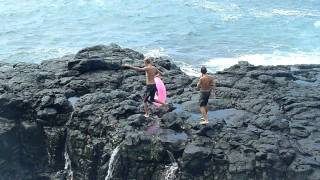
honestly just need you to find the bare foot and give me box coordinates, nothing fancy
[199,121,209,125]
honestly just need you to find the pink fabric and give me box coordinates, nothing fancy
[153,77,167,107]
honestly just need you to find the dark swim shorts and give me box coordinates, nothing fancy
[199,91,210,107]
[144,84,157,103]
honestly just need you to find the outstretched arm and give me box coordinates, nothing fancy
[122,64,146,72]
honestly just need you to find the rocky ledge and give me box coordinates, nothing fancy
[0,44,320,180]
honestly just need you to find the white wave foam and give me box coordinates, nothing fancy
[7,47,78,64]
[199,1,225,12]
[142,48,200,77]
[203,51,320,72]
[79,0,105,6]
[272,9,320,17]
[197,1,240,12]
[142,48,202,77]
[203,57,241,72]
[250,9,320,18]
[314,21,320,28]
[191,2,319,18]
[250,9,274,18]
[179,62,201,77]
[192,0,242,21]
[143,47,167,58]
[240,52,320,65]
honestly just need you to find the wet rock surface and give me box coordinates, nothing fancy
[0,44,320,180]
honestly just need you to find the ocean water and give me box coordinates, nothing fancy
[1,0,320,75]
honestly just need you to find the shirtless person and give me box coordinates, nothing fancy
[197,67,215,124]
[122,57,164,117]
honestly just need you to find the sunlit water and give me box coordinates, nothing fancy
[1,0,320,75]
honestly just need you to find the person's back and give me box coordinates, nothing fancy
[197,66,215,124]
[199,75,214,92]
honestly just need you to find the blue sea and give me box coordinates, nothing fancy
[1,0,320,75]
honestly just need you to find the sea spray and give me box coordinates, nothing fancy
[105,145,121,180]
[68,97,80,109]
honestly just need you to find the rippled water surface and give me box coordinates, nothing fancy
[1,0,320,74]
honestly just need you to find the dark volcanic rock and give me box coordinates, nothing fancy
[182,144,212,175]
[68,44,144,73]
[1,44,320,180]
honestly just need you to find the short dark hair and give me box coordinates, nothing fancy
[144,57,153,64]
[201,66,207,74]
